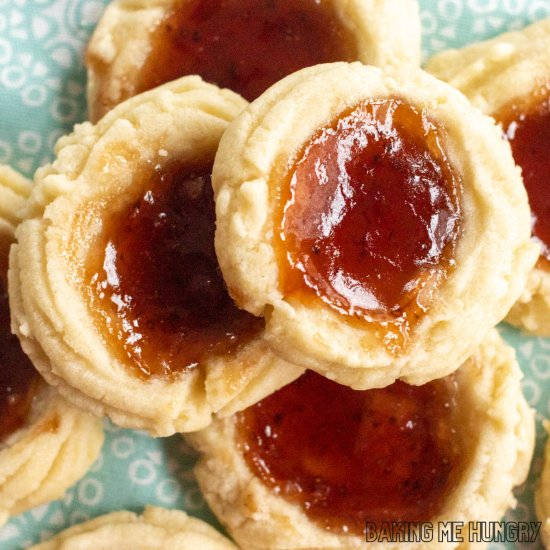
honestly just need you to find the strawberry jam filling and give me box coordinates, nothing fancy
[0,280,39,441]
[137,0,357,102]
[499,90,550,264]
[85,161,262,378]
[277,99,462,344]
[237,370,464,535]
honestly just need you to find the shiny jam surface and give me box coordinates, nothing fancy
[277,99,462,340]
[85,161,263,378]
[499,90,550,263]
[135,0,357,102]
[0,280,39,441]
[237,370,464,535]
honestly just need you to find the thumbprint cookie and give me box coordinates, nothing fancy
[212,62,537,389]
[9,77,302,437]
[188,330,534,549]
[29,506,238,549]
[427,18,550,336]
[86,0,421,122]
[0,166,103,527]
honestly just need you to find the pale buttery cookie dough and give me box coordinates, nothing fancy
[29,506,238,549]
[0,165,30,277]
[188,330,535,550]
[10,76,302,437]
[212,62,538,389]
[536,421,550,548]
[86,0,421,122]
[0,166,104,527]
[426,18,550,336]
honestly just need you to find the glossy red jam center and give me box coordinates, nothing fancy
[278,99,462,328]
[499,91,550,263]
[237,370,464,535]
[0,280,39,441]
[136,0,357,103]
[85,161,263,378]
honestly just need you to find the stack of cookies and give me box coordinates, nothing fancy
[3,0,550,548]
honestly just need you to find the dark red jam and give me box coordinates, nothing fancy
[91,0,358,119]
[499,89,550,264]
[276,99,462,345]
[85,161,263,378]
[237,370,464,535]
[0,280,39,441]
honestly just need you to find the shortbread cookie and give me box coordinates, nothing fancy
[426,18,550,336]
[0,165,30,227]
[86,0,421,121]
[30,506,238,549]
[10,76,302,436]
[0,165,30,277]
[213,62,537,389]
[189,330,534,549]
[0,167,104,527]
[536,421,550,548]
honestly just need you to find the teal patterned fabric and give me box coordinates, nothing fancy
[0,0,550,548]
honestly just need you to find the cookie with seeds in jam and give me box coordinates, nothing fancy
[188,330,534,550]
[427,17,550,336]
[29,506,238,550]
[212,62,537,389]
[0,166,103,527]
[86,0,420,122]
[9,77,303,437]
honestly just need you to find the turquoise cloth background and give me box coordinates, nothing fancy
[0,0,550,548]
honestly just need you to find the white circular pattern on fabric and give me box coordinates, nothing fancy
[532,354,550,380]
[50,97,78,123]
[77,479,104,507]
[21,85,47,107]
[81,1,105,26]
[0,38,12,64]
[0,0,90,178]
[128,459,157,486]
[420,0,550,62]
[438,0,464,21]
[156,480,182,505]
[184,487,206,512]
[17,131,42,154]
[521,376,541,407]
[503,0,528,15]
[420,11,438,34]
[111,436,135,459]
[467,0,499,12]
[0,140,12,164]
[528,1,550,19]
[1,66,26,89]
